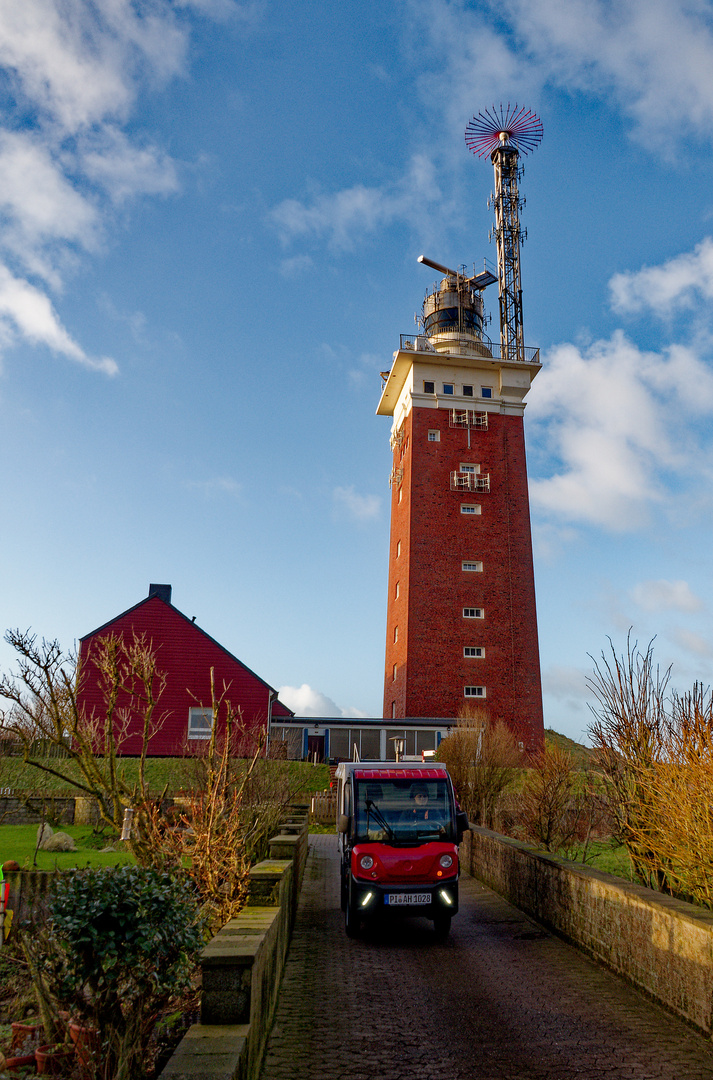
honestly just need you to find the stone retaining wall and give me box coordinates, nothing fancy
[462,825,713,1035]
[159,807,310,1080]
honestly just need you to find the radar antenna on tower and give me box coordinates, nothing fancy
[465,104,543,363]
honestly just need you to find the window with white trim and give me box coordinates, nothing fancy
[188,707,213,740]
[464,686,486,698]
[461,504,481,515]
[463,385,474,397]
[463,608,484,619]
[462,560,483,572]
[428,430,440,442]
[464,646,484,658]
[442,383,454,395]
[459,462,479,473]
[481,387,493,399]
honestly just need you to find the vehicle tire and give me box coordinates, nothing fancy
[345,886,361,938]
[433,914,451,940]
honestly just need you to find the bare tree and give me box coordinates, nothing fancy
[437,707,522,828]
[0,627,168,862]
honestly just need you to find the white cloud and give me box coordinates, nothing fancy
[630,579,704,613]
[270,154,441,251]
[610,238,713,316]
[187,476,243,498]
[0,263,117,374]
[277,683,366,719]
[670,627,713,658]
[0,0,220,375]
[542,665,588,704]
[333,485,381,522]
[527,331,713,529]
[500,0,713,154]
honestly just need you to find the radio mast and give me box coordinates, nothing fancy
[465,104,543,363]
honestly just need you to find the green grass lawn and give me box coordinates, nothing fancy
[0,824,135,871]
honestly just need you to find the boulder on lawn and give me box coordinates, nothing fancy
[41,831,77,852]
[37,822,54,847]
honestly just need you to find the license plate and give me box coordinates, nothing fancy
[385,892,430,906]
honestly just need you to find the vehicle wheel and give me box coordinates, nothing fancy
[433,915,451,939]
[345,887,361,938]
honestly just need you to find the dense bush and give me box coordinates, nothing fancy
[45,865,203,1080]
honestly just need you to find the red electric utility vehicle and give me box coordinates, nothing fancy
[335,760,468,939]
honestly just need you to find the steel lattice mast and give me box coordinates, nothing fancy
[465,104,543,363]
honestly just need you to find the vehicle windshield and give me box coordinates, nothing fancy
[354,778,454,844]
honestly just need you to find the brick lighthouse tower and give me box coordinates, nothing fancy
[377,106,545,753]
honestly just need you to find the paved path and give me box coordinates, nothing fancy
[259,835,713,1080]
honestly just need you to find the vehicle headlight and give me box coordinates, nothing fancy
[439,854,453,869]
[360,854,374,870]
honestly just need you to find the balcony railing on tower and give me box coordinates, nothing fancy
[450,471,490,492]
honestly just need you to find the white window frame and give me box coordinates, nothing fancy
[463,608,484,619]
[464,646,484,658]
[188,706,213,740]
[460,504,481,515]
[459,462,480,473]
[428,430,440,442]
[464,686,486,698]
[463,385,474,397]
[442,383,454,395]
[462,560,483,572]
[481,387,493,399]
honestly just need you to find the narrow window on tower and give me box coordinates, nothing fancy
[428,430,440,442]
[395,582,400,598]
[398,488,402,503]
[391,702,397,718]
[464,686,486,698]
[423,381,435,393]
[464,646,485,658]
[393,664,397,682]
[442,383,454,395]
[462,561,483,572]
[463,608,484,619]
[394,626,399,643]
[461,504,481,515]
[481,387,493,399]
[396,540,401,557]
[463,385,474,397]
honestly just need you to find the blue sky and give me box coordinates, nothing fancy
[2,0,713,744]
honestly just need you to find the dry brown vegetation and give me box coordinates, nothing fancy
[436,706,523,828]
[588,634,713,908]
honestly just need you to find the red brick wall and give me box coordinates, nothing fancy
[383,405,544,753]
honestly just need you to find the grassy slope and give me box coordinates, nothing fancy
[0,757,330,796]
[544,728,594,768]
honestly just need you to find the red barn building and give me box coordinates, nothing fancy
[77,584,293,756]
[377,269,545,753]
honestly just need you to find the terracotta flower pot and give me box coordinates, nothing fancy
[34,1043,75,1076]
[68,1021,100,1072]
[11,1020,43,1052]
[4,1052,37,1072]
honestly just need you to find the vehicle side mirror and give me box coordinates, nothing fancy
[338,814,351,834]
[456,810,469,843]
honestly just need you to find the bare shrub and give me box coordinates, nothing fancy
[436,707,522,828]
[516,744,610,858]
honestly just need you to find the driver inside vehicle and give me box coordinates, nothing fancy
[405,783,445,830]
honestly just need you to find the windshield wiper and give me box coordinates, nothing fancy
[365,799,395,842]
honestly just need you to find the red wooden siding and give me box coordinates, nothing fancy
[77,595,292,756]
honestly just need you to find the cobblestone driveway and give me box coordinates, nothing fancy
[259,834,713,1080]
